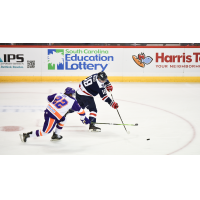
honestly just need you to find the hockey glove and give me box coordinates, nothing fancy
[106,84,113,92]
[110,101,119,109]
[81,116,91,125]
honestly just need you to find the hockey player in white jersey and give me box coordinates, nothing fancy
[19,87,90,142]
[76,71,119,132]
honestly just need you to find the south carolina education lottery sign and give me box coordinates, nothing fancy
[47,48,115,72]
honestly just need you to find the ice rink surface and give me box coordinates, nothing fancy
[0,82,200,155]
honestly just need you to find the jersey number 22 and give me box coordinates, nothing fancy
[52,96,68,109]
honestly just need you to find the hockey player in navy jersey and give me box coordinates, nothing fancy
[19,87,90,142]
[76,71,119,132]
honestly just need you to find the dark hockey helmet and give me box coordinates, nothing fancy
[64,87,75,97]
[97,71,107,82]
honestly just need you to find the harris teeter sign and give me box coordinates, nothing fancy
[47,49,114,71]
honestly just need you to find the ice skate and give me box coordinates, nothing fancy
[89,123,101,132]
[19,131,32,142]
[51,132,63,141]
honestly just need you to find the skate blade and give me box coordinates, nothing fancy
[19,134,24,142]
[51,138,62,141]
[89,129,101,132]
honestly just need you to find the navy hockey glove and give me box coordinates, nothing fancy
[106,84,113,92]
[110,101,119,109]
[81,117,91,125]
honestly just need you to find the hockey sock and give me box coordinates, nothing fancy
[89,116,96,123]
[29,130,48,138]
[54,127,62,135]
[89,112,97,123]
[55,121,65,135]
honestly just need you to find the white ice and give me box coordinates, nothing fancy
[0,82,200,155]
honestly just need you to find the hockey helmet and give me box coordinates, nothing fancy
[64,87,75,97]
[97,71,107,82]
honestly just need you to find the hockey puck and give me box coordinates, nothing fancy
[147,138,150,141]
[135,123,138,126]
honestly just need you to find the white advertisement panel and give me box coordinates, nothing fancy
[41,48,123,76]
[122,48,145,76]
[0,48,42,76]
[141,48,185,76]
[0,47,200,77]
[184,48,200,76]
[124,48,200,77]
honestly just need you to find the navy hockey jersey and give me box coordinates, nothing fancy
[77,73,112,105]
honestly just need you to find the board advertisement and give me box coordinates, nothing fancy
[0,46,200,81]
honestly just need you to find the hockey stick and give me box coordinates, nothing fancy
[110,91,130,134]
[64,109,74,117]
[92,122,138,126]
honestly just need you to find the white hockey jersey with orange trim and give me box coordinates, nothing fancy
[46,93,85,120]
